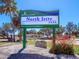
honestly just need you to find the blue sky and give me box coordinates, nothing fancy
[0,0,79,28]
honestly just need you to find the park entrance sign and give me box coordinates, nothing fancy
[20,10,59,48]
[21,16,58,28]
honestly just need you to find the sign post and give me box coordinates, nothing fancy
[52,28,56,53]
[23,27,26,48]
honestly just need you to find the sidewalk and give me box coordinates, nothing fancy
[0,44,79,59]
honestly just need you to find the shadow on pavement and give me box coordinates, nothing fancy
[7,48,53,59]
[7,48,79,59]
[18,48,25,53]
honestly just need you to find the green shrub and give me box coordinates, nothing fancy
[54,44,74,55]
[54,44,62,54]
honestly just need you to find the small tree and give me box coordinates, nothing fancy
[77,23,79,37]
[66,22,77,36]
[3,23,17,41]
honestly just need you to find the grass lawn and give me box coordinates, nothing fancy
[27,39,36,45]
[27,40,52,48]
[0,42,20,47]
[74,45,79,55]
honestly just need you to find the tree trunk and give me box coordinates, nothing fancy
[49,28,56,53]
[19,29,22,42]
[13,30,15,42]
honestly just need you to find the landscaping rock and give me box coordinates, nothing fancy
[35,41,47,48]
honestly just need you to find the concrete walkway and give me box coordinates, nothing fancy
[0,44,79,59]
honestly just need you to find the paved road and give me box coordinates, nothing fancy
[0,44,79,59]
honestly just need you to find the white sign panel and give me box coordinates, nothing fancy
[21,16,58,25]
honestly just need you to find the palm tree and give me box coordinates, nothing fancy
[0,0,18,42]
[12,16,21,41]
[0,0,17,14]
